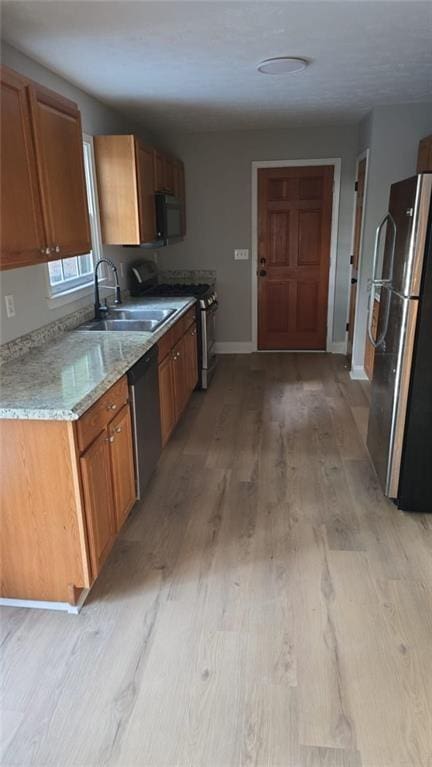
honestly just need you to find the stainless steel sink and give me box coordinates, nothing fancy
[110,307,176,322]
[78,306,177,333]
[79,318,161,332]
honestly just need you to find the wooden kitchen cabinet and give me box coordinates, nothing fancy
[109,404,136,530]
[0,67,45,269]
[94,134,157,245]
[0,65,91,270]
[158,312,198,446]
[80,429,116,578]
[0,376,136,605]
[159,352,176,447]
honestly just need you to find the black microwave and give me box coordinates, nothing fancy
[155,193,183,243]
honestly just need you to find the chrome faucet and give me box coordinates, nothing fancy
[94,258,122,319]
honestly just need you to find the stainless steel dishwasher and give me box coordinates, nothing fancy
[127,346,162,499]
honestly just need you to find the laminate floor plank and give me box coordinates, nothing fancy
[2,353,431,767]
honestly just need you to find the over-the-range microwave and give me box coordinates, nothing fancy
[155,193,183,243]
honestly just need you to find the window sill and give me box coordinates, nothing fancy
[46,281,95,310]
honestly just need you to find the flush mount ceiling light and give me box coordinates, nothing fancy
[257,57,309,75]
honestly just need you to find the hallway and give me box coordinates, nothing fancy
[2,353,432,767]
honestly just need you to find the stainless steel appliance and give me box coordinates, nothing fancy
[127,347,162,499]
[155,193,183,243]
[128,261,218,389]
[366,173,432,512]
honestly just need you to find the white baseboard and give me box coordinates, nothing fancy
[328,342,347,354]
[0,589,89,614]
[215,342,254,354]
[350,365,369,381]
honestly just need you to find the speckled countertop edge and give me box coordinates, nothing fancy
[0,297,196,421]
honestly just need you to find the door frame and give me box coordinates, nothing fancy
[251,158,342,352]
[346,148,370,378]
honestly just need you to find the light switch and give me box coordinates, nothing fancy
[234,249,249,260]
[4,294,15,318]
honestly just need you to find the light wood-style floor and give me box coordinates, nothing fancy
[1,353,432,767]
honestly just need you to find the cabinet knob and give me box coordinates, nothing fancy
[105,435,115,443]
[107,403,117,411]
[115,426,122,433]
[55,245,60,253]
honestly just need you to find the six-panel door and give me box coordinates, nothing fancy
[257,165,333,350]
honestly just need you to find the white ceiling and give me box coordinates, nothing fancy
[2,1,432,133]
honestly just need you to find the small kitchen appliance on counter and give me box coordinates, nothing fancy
[128,261,218,389]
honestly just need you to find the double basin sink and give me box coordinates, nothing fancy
[79,306,176,334]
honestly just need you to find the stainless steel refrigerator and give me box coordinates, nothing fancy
[366,173,432,513]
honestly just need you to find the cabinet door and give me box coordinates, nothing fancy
[184,321,198,395]
[135,140,156,243]
[109,404,136,530]
[0,68,46,269]
[153,149,165,192]
[29,84,91,258]
[80,429,116,578]
[158,353,176,447]
[172,335,189,419]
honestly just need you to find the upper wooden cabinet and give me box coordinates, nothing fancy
[0,68,45,269]
[94,134,186,244]
[417,134,432,173]
[29,83,91,259]
[0,66,91,270]
[94,134,156,245]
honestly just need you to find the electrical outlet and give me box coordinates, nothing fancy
[4,294,16,318]
[234,249,249,260]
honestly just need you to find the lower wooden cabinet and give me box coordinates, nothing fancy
[0,375,137,605]
[80,429,116,578]
[109,404,136,530]
[158,315,198,447]
[159,352,176,447]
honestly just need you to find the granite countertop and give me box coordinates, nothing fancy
[0,297,196,421]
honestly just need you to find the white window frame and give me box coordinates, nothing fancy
[45,134,104,308]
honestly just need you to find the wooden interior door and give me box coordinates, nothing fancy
[258,165,333,350]
[0,67,46,269]
[347,157,367,359]
[30,84,91,258]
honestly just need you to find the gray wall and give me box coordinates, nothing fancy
[352,101,432,371]
[0,43,157,344]
[158,126,358,345]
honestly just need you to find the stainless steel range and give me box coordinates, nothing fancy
[129,262,218,389]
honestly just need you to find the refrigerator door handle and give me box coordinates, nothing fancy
[368,212,397,348]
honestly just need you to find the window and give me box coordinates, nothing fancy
[47,136,103,298]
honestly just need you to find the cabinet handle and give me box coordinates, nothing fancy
[106,403,117,411]
[55,245,60,253]
[105,435,115,443]
[115,426,122,433]
[41,247,51,255]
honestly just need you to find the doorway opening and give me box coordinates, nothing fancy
[251,159,341,352]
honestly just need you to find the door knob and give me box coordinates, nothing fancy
[259,269,267,277]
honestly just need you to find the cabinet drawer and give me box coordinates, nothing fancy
[77,376,128,453]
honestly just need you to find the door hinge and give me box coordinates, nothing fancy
[346,322,350,332]
[350,254,354,265]
[354,181,358,192]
